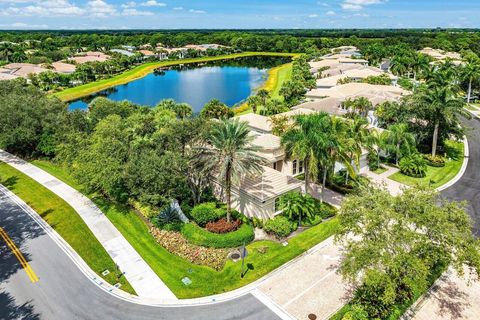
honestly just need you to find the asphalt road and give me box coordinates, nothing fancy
[441,116,480,237]
[0,189,280,320]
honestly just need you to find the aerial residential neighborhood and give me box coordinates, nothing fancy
[1,1,480,320]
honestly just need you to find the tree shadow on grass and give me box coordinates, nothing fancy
[0,291,40,320]
[0,176,19,190]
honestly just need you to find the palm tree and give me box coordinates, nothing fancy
[343,97,373,117]
[411,54,430,91]
[257,89,270,106]
[199,119,266,222]
[278,191,316,228]
[462,58,480,104]
[0,43,14,62]
[281,115,321,194]
[380,123,416,165]
[246,95,261,114]
[343,117,369,184]
[412,85,466,157]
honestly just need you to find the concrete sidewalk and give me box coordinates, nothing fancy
[409,268,480,320]
[0,150,176,300]
[362,165,406,196]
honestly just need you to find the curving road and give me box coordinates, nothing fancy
[1,117,479,320]
[0,188,281,320]
[441,116,480,237]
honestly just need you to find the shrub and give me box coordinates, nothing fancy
[264,216,296,238]
[206,218,241,234]
[190,202,225,227]
[399,153,427,177]
[318,202,337,219]
[367,151,380,171]
[251,217,265,229]
[181,222,254,248]
[423,154,445,167]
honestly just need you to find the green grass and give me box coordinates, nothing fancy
[31,160,339,298]
[372,166,388,175]
[54,52,299,102]
[0,162,135,294]
[388,141,464,189]
[465,104,479,111]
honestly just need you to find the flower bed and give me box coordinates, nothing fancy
[206,218,241,233]
[181,222,254,248]
[150,227,228,270]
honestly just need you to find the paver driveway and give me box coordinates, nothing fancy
[258,237,351,320]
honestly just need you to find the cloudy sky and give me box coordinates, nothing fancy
[0,0,478,30]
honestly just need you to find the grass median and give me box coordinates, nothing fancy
[388,141,464,189]
[54,52,299,103]
[31,159,339,298]
[0,162,135,294]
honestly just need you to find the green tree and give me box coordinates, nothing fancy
[380,123,416,165]
[278,191,316,228]
[257,89,270,106]
[200,99,233,119]
[336,186,480,319]
[462,57,480,104]
[246,95,261,114]
[199,119,266,221]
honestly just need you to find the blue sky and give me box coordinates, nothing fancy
[0,0,479,30]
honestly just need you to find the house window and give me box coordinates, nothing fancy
[275,198,280,212]
[273,162,277,170]
[299,160,304,174]
[292,160,297,175]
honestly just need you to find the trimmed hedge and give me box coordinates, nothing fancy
[181,222,254,248]
[190,202,225,227]
[264,216,297,238]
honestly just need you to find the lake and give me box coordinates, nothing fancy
[68,56,290,112]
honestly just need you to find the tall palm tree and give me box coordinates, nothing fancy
[281,115,321,194]
[344,117,369,184]
[278,191,315,228]
[411,53,430,91]
[199,119,266,222]
[246,95,261,114]
[412,85,466,157]
[380,123,416,165]
[257,89,270,106]
[462,58,480,104]
[0,43,14,62]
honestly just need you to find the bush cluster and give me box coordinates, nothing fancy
[190,202,225,227]
[264,216,297,238]
[399,153,427,177]
[423,154,445,167]
[181,222,254,248]
[206,218,241,234]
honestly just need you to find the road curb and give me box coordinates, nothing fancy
[0,183,335,308]
[435,135,469,192]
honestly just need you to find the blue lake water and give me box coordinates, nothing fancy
[68,65,269,112]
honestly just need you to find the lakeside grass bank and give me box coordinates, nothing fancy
[27,159,338,298]
[0,162,135,294]
[54,52,299,103]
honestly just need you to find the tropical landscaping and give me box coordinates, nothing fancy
[1,28,480,319]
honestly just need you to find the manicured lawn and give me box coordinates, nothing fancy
[31,160,339,298]
[388,141,464,189]
[234,61,294,115]
[0,162,135,294]
[372,166,388,175]
[54,52,299,102]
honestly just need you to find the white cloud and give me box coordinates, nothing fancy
[189,9,205,14]
[0,22,48,28]
[308,14,319,18]
[326,10,336,15]
[172,6,183,10]
[140,0,166,7]
[353,13,369,17]
[121,8,153,15]
[2,0,85,16]
[341,0,383,11]
[121,1,136,8]
[86,0,116,17]
[317,2,330,6]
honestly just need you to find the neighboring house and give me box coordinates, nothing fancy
[138,50,156,59]
[292,97,345,116]
[110,49,136,57]
[0,63,50,78]
[69,51,110,64]
[419,47,463,66]
[50,62,76,74]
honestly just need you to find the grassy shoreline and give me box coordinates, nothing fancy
[54,52,299,103]
[28,159,338,298]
